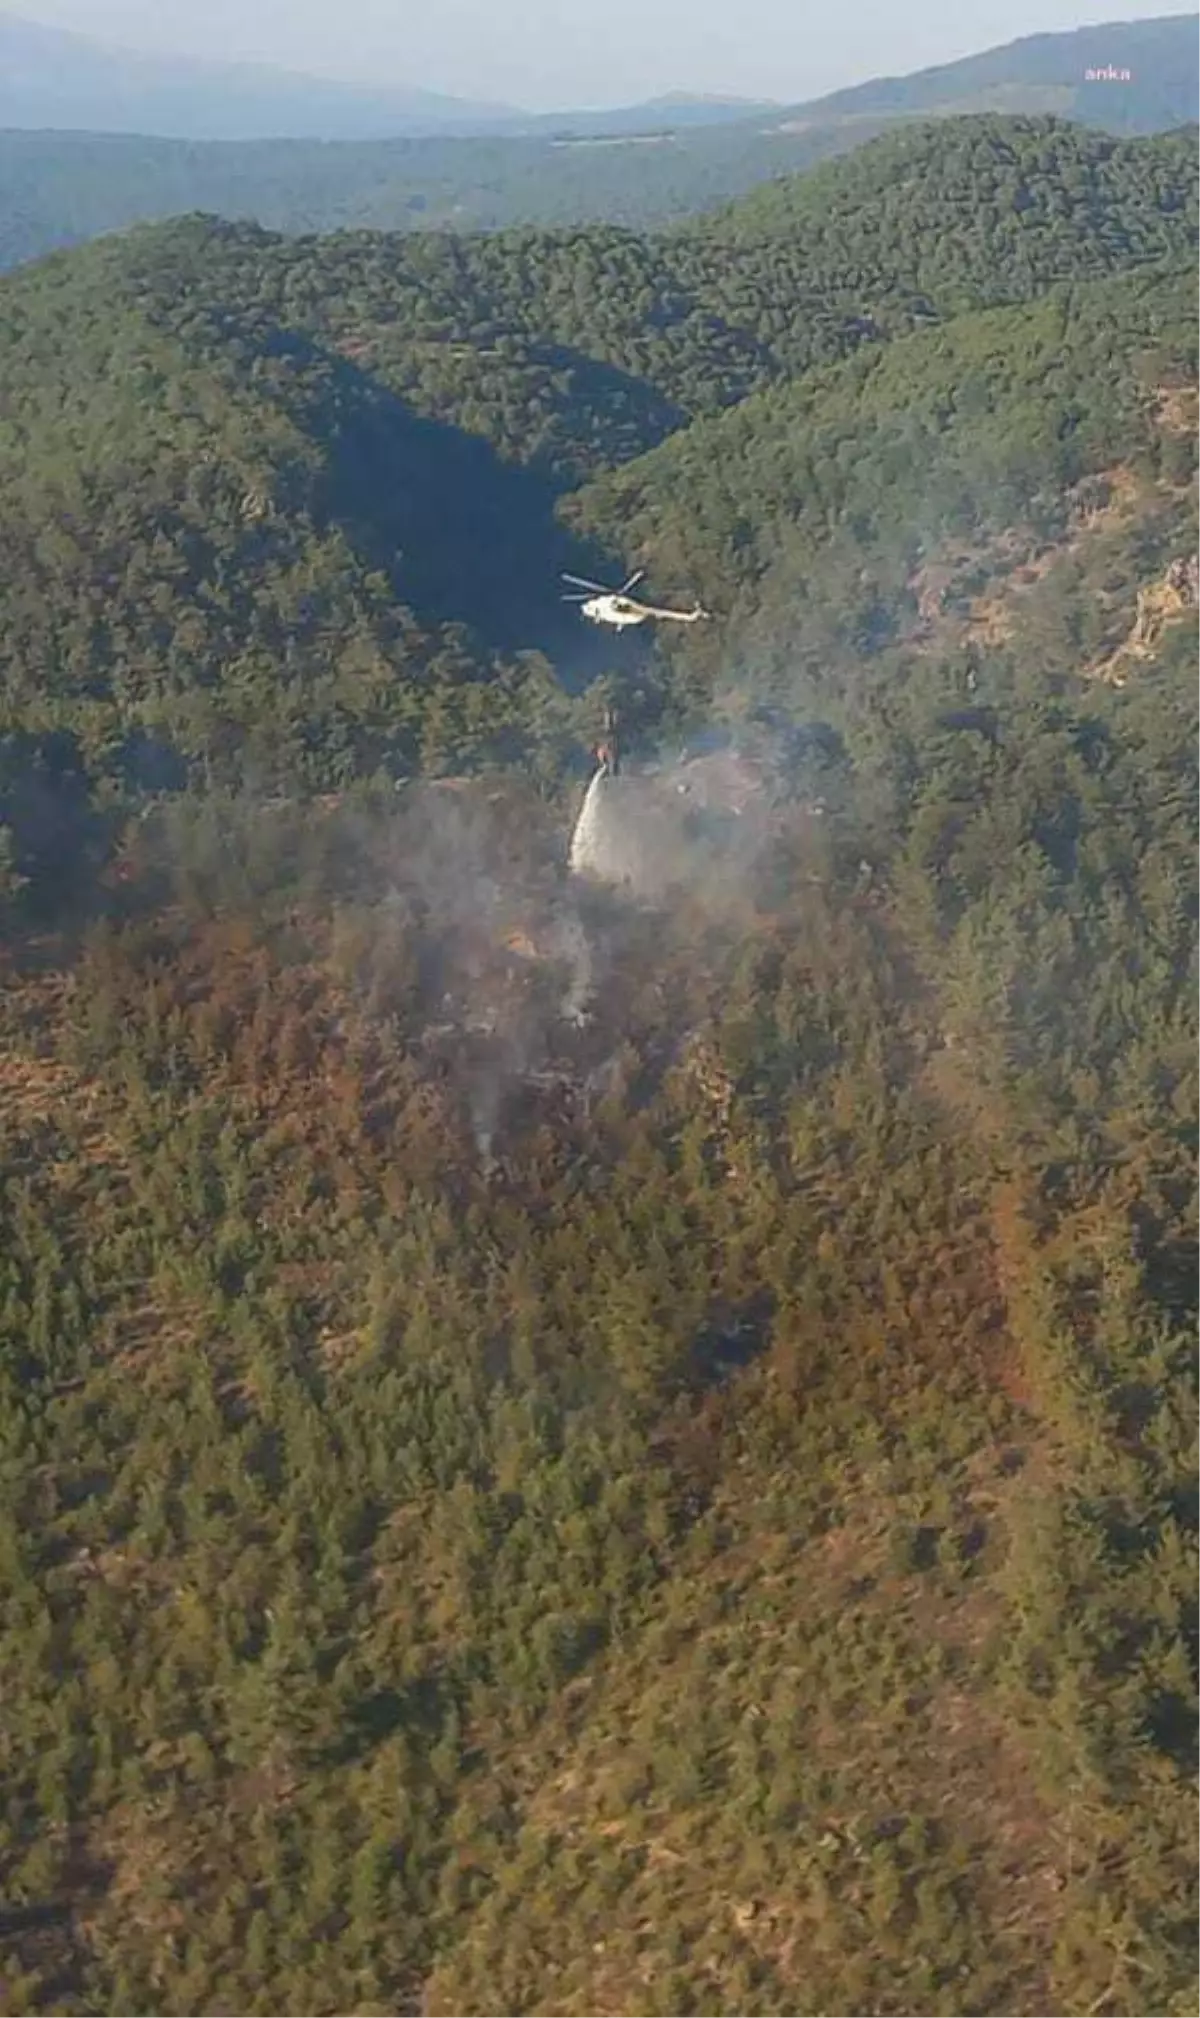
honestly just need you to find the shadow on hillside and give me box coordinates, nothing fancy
[269,329,668,687]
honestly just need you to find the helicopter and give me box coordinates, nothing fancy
[561,570,710,629]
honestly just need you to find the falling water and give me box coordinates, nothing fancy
[568,764,678,897]
[568,765,612,880]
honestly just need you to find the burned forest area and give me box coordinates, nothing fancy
[0,108,1197,2018]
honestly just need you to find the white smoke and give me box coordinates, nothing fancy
[337,740,781,1172]
[540,908,594,1025]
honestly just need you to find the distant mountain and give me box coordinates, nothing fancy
[0,10,777,142]
[0,10,517,139]
[1,10,1193,147]
[785,12,1198,133]
[0,14,1195,272]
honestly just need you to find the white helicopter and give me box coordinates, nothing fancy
[561,570,710,629]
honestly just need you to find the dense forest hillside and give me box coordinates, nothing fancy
[568,264,1199,704]
[692,120,1196,276]
[0,112,1196,2017]
[13,119,1193,430]
[0,117,1194,809]
[0,116,892,274]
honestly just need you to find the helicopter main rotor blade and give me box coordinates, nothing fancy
[620,570,646,595]
[561,572,612,594]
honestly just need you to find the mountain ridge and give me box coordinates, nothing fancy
[0,13,1195,273]
[2,9,1193,142]
[795,11,1198,129]
[1,116,1194,788]
[0,6,780,142]
[0,10,518,138]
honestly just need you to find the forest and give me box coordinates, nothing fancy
[0,110,1196,2017]
[0,116,893,273]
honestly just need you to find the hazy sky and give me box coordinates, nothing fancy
[11,0,1185,108]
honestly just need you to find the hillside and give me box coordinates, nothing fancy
[0,117,1196,2018]
[668,119,1198,377]
[801,11,1199,132]
[1,119,1194,802]
[0,117,898,274]
[567,265,1198,710]
[0,16,1195,270]
[7,107,1200,322]
[0,206,770,787]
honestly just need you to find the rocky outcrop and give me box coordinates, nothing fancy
[1092,553,1198,686]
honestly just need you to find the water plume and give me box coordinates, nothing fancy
[568,746,773,905]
